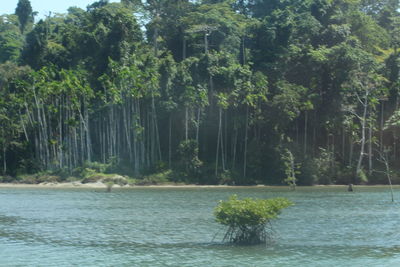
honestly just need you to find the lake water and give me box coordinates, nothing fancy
[1,186,400,266]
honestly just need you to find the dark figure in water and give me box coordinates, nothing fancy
[348,184,354,192]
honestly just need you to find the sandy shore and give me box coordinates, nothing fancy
[0,182,264,189]
[0,182,108,189]
[0,183,396,189]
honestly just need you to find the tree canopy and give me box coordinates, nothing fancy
[0,0,399,185]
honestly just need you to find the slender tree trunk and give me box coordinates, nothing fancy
[393,134,397,162]
[152,95,162,161]
[80,110,85,165]
[384,153,394,202]
[342,126,346,165]
[368,122,372,175]
[356,96,368,178]
[224,111,228,169]
[168,114,172,169]
[290,152,296,190]
[241,36,246,65]
[196,108,201,144]
[153,15,159,56]
[59,98,63,169]
[349,136,353,167]
[182,37,186,60]
[133,99,139,175]
[243,106,249,180]
[204,31,208,54]
[304,111,308,157]
[85,103,91,162]
[146,108,150,167]
[20,111,29,142]
[185,106,188,141]
[378,150,394,202]
[395,96,399,162]
[232,126,238,170]
[216,107,222,177]
[2,143,6,175]
[123,100,133,164]
[221,109,226,172]
[331,135,335,169]
[312,124,316,157]
[380,102,384,152]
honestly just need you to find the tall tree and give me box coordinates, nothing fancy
[15,0,34,34]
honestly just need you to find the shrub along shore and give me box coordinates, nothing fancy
[0,172,398,189]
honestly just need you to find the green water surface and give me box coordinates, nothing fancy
[0,186,399,266]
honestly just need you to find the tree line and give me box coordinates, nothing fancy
[0,0,399,185]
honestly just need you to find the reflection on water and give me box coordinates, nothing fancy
[0,186,400,266]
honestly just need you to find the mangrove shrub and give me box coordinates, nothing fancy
[214,195,293,245]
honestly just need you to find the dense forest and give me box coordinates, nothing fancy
[0,0,399,185]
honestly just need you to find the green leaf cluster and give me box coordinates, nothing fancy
[214,195,293,227]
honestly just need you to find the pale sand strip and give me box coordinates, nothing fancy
[0,183,397,189]
[0,183,282,189]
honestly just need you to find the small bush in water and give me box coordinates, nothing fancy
[214,195,293,245]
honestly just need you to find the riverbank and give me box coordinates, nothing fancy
[0,182,270,189]
[0,182,397,189]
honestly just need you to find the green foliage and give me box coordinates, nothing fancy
[81,173,128,184]
[357,169,369,184]
[0,176,14,183]
[0,15,24,63]
[215,195,293,227]
[136,170,172,185]
[15,173,61,184]
[282,149,300,188]
[297,148,339,185]
[214,195,293,244]
[175,140,203,183]
[15,0,34,33]
[0,0,399,186]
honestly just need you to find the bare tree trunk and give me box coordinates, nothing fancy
[216,107,222,177]
[290,152,296,190]
[133,100,140,175]
[196,108,201,144]
[368,122,372,175]
[59,98,63,169]
[221,110,226,172]
[243,106,249,180]
[232,126,238,170]
[378,150,394,202]
[380,102,384,152]
[304,111,308,157]
[185,106,188,141]
[85,103,91,162]
[152,95,162,161]
[356,95,368,178]
[331,135,335,169]
[153,16,159,56]
[393,134,397,162]
[183,37,186,60]
[2,143,6,175]
[20,111,29,142]
[204,31,208,54]
[123,101,133,164]
[312,124,316,157]
[342,126,346,165]
[241,36,246,65]
[168,115,172,169]
[384,154,394,203]
[349,136,353,167]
